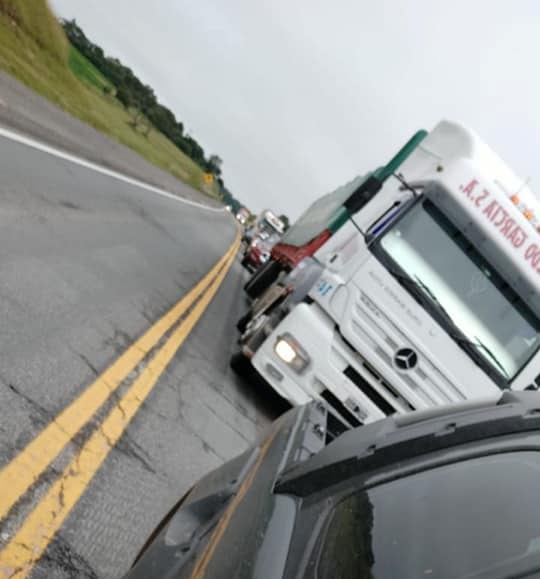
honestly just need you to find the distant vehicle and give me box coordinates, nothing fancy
[246,209,285,240]
[241,209,285,267]
[234,121,540,428]
[125,391,540,579]
[236,207,251,225]
[241,231,281,272]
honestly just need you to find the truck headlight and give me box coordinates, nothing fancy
[274,333,310,373]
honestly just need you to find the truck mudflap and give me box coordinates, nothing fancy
[124,402,347,579]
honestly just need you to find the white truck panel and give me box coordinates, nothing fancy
[250,120,540,422]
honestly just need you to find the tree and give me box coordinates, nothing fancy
[115,84,135,109]
[61,19,235,194]
[208,155,222,176]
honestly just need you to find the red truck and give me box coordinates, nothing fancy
[243,177,361,298]
[243,130,427,300]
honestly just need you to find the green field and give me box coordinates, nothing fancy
[0,0,222,199]
[68,46,114,93]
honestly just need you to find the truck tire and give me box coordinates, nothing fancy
[230,351,253,377]
[236,311,251,333]
[244,259,282,299]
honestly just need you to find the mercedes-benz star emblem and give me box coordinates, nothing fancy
[394,347,418,371]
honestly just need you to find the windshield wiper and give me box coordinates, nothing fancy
[389,269,467,336]
[412,276,458,327]
[408,276,510,381]
[380,267,426,307]
[472,336,510,379]
[378,259,511,386]
[384,269,454,327]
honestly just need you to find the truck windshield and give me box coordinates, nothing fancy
[258,219,282,238]
[373,194,540,385]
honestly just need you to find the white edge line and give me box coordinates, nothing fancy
[0,125,226,213]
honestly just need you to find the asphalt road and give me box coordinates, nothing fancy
[0,130,284,578]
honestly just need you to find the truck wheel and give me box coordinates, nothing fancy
[230,351,253,377]
[236,311,251,333]
[244,259,282,299]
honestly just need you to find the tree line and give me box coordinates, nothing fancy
[62,19,229,188]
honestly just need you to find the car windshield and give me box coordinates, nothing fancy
[372,193,540,384]
[314,452,540,579]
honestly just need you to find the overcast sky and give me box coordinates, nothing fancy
[50,0,540,219]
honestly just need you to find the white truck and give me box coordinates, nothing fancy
[241,121,540,430]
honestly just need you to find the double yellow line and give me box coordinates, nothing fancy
[0,234,240,578]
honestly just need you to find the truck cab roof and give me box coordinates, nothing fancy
[393,121,540,317]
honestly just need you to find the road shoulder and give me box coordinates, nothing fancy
[0,71,220,208]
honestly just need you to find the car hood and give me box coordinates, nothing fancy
[124,402,335,579]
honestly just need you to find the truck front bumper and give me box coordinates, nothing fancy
[251,303,391,426]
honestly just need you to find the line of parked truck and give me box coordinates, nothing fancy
[129,120,540,577]
[232,120,540,435]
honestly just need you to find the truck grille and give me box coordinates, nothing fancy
[350,292,465,404]
[336,328,417,414]
[326,413,350,442]
[320,390,362,428]
[344,365,397,416]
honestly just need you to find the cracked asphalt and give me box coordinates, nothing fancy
[0,131,285,578]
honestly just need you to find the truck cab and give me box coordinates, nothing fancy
[242,209,285,270]
[250,121,540,427]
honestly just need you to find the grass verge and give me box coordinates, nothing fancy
[68,46,114,93]
[0,0,221,199]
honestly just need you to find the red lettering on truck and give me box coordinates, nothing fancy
[460,178,539,277]
[494,206,509,227]
[475,189,489,207]
[508,226,528,248]
[483,200,497,219]
[525,244,540,270]
[460,179,479,198]
[500,217,515,236]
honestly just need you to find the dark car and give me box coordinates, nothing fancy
[125,391,540,579]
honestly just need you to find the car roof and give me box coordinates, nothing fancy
[276,391,540,497]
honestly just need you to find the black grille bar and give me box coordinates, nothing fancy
[344,365,396,416]
[325,413,349,442]
[320,390,362,428]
